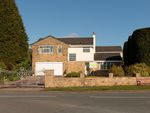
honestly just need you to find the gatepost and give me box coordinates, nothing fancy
[45,70,54,88]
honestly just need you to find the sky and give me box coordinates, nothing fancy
[16,0,150,46]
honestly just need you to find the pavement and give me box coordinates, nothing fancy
[0,89,150,113]
[0,87,44,92]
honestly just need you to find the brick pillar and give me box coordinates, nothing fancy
[45,70,54,88]
[80,72,85,78]
[136,73,140,78]
[109,73,113,78]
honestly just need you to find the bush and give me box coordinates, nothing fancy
[15,59,31,70]
[4,70,20,81]
[0,70,20,83]
[65,72,80,77]
[0,63,6,84]
[0,59,31,83]
[0,62,6,69]
[109,65,125,77]
[125,63,150,77]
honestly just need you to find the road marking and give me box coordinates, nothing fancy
[90,96,150,99]
[0,95,56,98]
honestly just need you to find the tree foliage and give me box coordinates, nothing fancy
[0,0,29,70]
[123,27,150,66]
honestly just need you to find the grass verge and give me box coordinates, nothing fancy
[45,85,150,91]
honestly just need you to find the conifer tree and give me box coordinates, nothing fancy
[123,27,150,66]
[0,0,29,70]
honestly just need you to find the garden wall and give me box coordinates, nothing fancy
[45,70,138,88]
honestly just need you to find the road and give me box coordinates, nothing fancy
[0,89,150,113]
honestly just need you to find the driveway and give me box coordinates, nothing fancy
[0,89,150,113]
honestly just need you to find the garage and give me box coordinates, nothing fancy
[35,62,63,76]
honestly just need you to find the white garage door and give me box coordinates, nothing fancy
[35,62,63,76]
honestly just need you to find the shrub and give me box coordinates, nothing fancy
[15,59,31,70]
[125,63,150,77]
[0,63,6,84]
[65,72,80,77]
[0,62,20,83]
[109,65,125,77]
[6,73,20,81]
[0,62,6,69]
[0,70,20,83]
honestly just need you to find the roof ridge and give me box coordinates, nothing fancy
[31,35,93,45]
[57,37,93,39]
[30,35,56,45]
[96,45,121,47]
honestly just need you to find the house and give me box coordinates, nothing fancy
[31,33,122,76]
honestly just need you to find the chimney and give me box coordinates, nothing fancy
[92,32,96,52]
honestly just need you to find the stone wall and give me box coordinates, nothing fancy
[45,70,138,88]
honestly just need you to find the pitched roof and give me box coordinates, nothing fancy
[31,35,93,45]
[31,35,56,45]
[94,53,122,61]
[96,46,122,52]
[57,37,93,45]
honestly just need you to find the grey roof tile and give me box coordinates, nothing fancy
[31,36,93,45]
[94,53,122,61]
[96,46,122,52]
[57,37,93,45]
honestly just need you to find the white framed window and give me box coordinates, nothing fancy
[39,45,54,54]
[100,62,121,70]
[83,48,90,52]
[69,53,76,61]
[57,46,62,54]
[100,62,111,70]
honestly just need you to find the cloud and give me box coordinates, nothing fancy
[64,33,80,38]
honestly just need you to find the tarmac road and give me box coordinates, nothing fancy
[0,89,150,113]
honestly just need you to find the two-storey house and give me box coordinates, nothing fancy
[31,33,122,76]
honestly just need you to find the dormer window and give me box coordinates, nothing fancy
[39,45,54,54]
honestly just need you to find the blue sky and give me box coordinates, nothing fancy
[16,0,150,46]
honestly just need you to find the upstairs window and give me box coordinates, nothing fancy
[69,53,76,61]
[39,45,54,54]
[57,46,62,54]
[83,48,90,52]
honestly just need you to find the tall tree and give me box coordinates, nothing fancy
[123,27,150,66]
[123,41,128,65]
[132,28,150,65]
[0,0,29,70]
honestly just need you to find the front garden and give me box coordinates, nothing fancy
[0,61,31,85]
[110,63,150,77]
[63,63,150,78]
